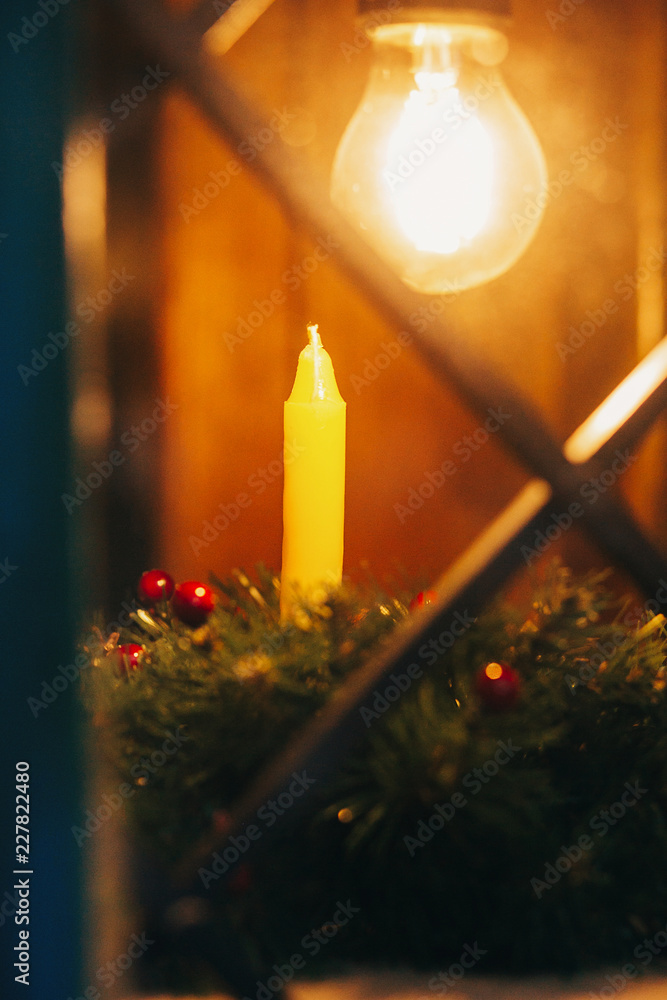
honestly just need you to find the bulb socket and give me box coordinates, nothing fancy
[357,0,512,19]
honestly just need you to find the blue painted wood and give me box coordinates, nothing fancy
[0,2,83,997]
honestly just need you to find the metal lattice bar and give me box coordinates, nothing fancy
[116,0,667,597]
[108,0,667,988]
[176,327,667,883]
[186,0,278,51]
[177,476,553,879]
[565,335,667,464]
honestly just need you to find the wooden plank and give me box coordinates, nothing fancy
[109,6,667,991]
[113,0,667,597]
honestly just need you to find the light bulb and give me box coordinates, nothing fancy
[331,17,547,294]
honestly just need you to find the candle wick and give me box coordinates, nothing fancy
[308,323,324,401]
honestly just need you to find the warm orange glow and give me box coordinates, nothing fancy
[485,663,503,680]
[564,336,667,463]
[386,52,495,256]
[337,808,354,823]
[331,22,547,294]
[70,386,112,448]
[62,131,107,251]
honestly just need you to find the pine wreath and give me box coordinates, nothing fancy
[82,563,667,978]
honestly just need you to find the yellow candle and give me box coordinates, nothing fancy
[280,324,346,619]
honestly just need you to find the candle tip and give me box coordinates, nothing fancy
[307,323,322,349]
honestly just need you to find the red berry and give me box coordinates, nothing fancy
[211,809,232,834]
[228,863,253,894]
[475,661,520,711]
[138,569,175,604]
[115,643,144,677]
[172,581,215,627]
[410,590,438,611]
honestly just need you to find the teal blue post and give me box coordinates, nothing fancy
[0,1,83,997]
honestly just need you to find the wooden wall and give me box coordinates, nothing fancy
[148,0,667,592]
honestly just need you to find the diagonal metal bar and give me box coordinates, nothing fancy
[160,334,667,983]
[114,0,667,598]
[174,478,552,883]
[186,0,279,51]
[186,0,241,35]
[175,331,667,884]
[114,0,570,489]
[565,334,667,464]
[160,473,550,995]
[109,2,667,990]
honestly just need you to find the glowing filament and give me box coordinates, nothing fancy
[385,76,495,255]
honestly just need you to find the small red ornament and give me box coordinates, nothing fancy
[228,863,253,895]
[115,643,144,677]
[172,581,215,627]
[410,590,438,611]
[475,661,520,711]
[138,568,175,604]
[211,809,232,834]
